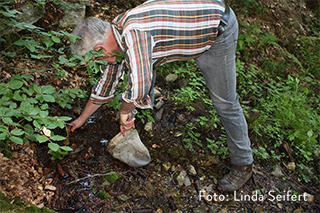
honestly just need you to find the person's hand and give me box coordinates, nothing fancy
[68,117,85,133]
[119,109,135,136]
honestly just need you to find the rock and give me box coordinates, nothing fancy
[154,88,161,98]
[188,165,197,176]
[184,176,191,186]
[162,162,171,172]
[174,132,182,137]
[15,5,46,25]
[271,164,284,177]
[292,208,303,213]
[166,73,178,82]
[176,170,189,187]
[156,108,164,120]
[156,209,163,213]
[144,121,153,132]
[303,192,314,203]
[286,162,296,171]
[219,208,228,213]
[59,4,86,28]
[155,100,164,110]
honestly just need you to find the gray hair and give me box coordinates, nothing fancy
[70,17,111,56]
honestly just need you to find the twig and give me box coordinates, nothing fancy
[65,171,125,185]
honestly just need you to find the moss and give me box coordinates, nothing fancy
[0,192,54,213]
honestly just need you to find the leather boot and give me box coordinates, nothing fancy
[218,163,253,192]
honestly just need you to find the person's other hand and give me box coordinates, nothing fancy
[119,110,135,136]
[68,117,85,133]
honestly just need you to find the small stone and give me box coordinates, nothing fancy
[155,100,164,110]
[44,185,56,191]
[171,165,176,172]
[156,108,164,120]
[219,208,228,213]
[37,185,43,191]
[277,203,283,209]
[166,73,178,82]
[286,162,296,171]
[174,132,183,137]
[156,209,163,213]
[184,176,191,186]
[271,164,283,177]
[292,208,303,213]
[303,192,314,203]
[162,162,171,172]
[176,170,187,187]
[154,88,161,98]
[188,165,197,176]
[144,121,153,132]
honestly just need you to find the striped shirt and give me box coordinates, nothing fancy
[91,0,225,108]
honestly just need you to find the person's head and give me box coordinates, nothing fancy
[71,17,111,56]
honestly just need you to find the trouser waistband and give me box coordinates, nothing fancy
[217,5,230,37]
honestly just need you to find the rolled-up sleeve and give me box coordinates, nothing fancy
[90,62,124,105]
[122,29,154,109]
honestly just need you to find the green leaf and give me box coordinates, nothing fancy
[14,39,27,46]
[52,36,61,43]
[21,74,33,79]
[41,36,54,47]
[11,129,25,136]
[61,146,73,151]
[37,135,48,143]
[43,94,55,102]
[307,130,313,138]
[48,142,60,152]
[11,136,23,145]
[33,120,41,129]
[25,42,36,52]
[8,80,24,90]
[51,135,66,141]
[42,85,55,94]
[0,132,8,140]
[33,84,42,94]
[2,117,13,124]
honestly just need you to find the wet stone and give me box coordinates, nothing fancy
[144,121,153,132]
[154,88,161,98]
[155,100,165,110]
[162,162,171,172]
[176,170,188,187]
[156,108,164,120]
[166,73,178,82]
[188,165,197,176]
[271,164,284,177]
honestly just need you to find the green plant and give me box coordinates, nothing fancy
[0,76,77,159]
[136,108,155,124]
[0,2,90,160]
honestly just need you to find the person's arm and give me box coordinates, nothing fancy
[68,99,101,133]
[119,101,136,136]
